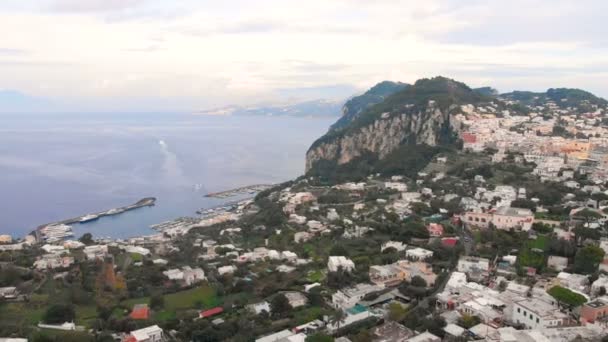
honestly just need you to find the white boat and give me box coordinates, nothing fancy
[80,214,99,223]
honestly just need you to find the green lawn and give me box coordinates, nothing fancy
[307,270,325,282]
[122,285,219,314]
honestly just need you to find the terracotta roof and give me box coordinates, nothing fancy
[130,304,150,320]
[200,306,224,318]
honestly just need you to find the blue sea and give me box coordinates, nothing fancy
[0,113,334,239]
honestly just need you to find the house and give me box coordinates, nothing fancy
[248,301,271,315]
[331,283,383,309]
[426,223,444,237]
[371,321,414,341]
[555,272,589,293]
[162,266,205,286]
[0,287,18,299]
[580,298,608,324]
[218,265,237,276]
[327,256,355,272]
[33,255,75,270]
[369,260,437,288]
[443,323,465,339]
[591,276,608,296]
[130,304,150,320]
[457,256,490,281]
[547,256,568,271]
[493,206,534,231]
[283,292,307,308]
[511,298,568,329]
[294,232,312,243]
[200,307,223,318]
[405,248,433,261]
[255,330,298,342]
[124,325,164,342]
[83,245,108,260]
[381,241,406,252]
[463,206,534,231]
[405,331,441,342]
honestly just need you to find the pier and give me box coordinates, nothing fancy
[36,197,156,232]
[204,184,274,198]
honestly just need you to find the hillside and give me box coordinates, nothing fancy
[305,77,492,179]
[501,88,607,112]
[329,81,409,131]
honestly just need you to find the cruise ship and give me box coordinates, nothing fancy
[79,214,99,223]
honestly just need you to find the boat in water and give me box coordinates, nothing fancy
[79,214,99,223]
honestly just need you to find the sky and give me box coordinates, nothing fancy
[1,0,607,112]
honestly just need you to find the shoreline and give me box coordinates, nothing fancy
[34,197,156,240]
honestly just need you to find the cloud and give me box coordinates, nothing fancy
[1,0,608,110]
[47,0,148,13]
[0,48,27,55]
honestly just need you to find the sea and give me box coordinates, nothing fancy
[0,112,335,239]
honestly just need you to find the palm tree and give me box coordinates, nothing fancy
[330,309,346,332]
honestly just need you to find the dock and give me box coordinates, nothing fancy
[204,184,274,198]
[36,197,156,232]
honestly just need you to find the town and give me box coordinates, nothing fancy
[3,92,608,342]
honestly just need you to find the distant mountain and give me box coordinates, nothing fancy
[196,99,344,118]
[0,90,53,113]
[330,81,409,131]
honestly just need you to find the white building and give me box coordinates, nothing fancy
[457,257,490,280]
[547,256,568,271]
[591,275,608,296]
[511,298,568,329]
[218,265,237,276]
[328,256,355,273]
[248,301,271,315]
[381,241,407,253]
[405,248,433,261]
[127,325,164,342]
[331,283,383,309]
[163,266,205,286]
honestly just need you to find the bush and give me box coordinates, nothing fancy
[43,304,75,324]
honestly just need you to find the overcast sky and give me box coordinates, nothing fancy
[1,0,607,112]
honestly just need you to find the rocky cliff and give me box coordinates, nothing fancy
[330,81,409,131]
[305,77,488,173]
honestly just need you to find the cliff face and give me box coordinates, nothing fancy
[306,102,456,171]
[305,77,483,173]
[330,81,409,131]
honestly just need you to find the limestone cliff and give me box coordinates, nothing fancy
[305,77,486,173]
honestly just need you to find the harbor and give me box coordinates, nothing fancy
[204,184,274,198]
[36,197,157,239]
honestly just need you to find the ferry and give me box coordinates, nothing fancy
[79,214,99,223]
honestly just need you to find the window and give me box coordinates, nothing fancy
[517,308,520,313]
[536,318,539,323]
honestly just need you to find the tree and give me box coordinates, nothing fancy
[410,276,427,288]
[79,233,94,245]
[270,294,291,317]
[548,286,587,308]
[388,302,408,321]
[329,309,346,331]
[43,304,75,324]
[150,294,165,310]
[458,314,481,328]
[573,245,605,274]
[329,244,348,257]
